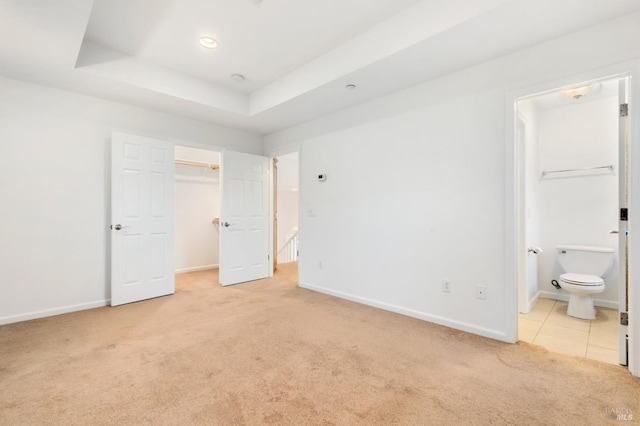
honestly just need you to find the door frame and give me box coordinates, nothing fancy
[273,157,278,273]
[504,61,640,377]
[515,114,529,315]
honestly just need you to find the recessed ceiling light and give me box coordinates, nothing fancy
[346,84,356,90]
[199,36,218,49]
[231,74,246,82]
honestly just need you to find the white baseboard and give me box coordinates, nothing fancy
[0,300,110,326]
[539,291,569,304]
[299,281,509,343]
[175,264,218,274]
[526,291,541,313]
[539,291,619,310]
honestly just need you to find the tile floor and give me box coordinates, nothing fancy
[519,298,620,365]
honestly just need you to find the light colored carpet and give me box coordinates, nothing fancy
[1,263,638,425]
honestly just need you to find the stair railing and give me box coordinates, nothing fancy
[277,232,299,264]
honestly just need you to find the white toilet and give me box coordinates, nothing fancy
[556,245,613,320]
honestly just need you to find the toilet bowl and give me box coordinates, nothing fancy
[558,273,605,320]
[556,245,613,320]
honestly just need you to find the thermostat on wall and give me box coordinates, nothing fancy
[318,174,327,181]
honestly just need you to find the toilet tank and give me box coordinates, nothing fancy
[556,245,614,276]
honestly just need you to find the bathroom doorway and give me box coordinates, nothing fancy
[514,76,629,366]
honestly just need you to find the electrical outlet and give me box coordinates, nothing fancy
[442,280,451,293]
[476,285,487,300]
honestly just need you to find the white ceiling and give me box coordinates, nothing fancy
[2,0,640,135]
[85,0,422,94]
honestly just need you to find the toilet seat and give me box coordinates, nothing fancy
[560,273,604,287]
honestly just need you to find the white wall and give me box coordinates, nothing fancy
[175,147,220,273]
[0,76,261,324]
[297,91,508,336]
[264,13,640,341]
[536,95,619,307]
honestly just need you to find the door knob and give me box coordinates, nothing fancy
[111,224,129,230]
[223,222,231,227]
[610,230,619,234]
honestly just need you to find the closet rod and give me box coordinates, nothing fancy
[175,160,220,170]
[541,164,613,177]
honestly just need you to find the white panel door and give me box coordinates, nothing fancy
[220,150,270,286]
[111,132,175,306]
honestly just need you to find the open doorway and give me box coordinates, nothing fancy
[174,145,221,288]
[515,76,629,367]
[274,152,299,277]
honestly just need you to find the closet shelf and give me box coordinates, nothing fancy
[175,159,220,170]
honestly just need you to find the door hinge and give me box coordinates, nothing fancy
[620,103,629,117]
[620,312,629,326]
[620,208,628,221]
[268,254,270,260]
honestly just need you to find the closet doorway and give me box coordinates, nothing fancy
[174,146,221,275]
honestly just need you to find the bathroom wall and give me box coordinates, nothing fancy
[536,94,619,307]
[175,146,221,273]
